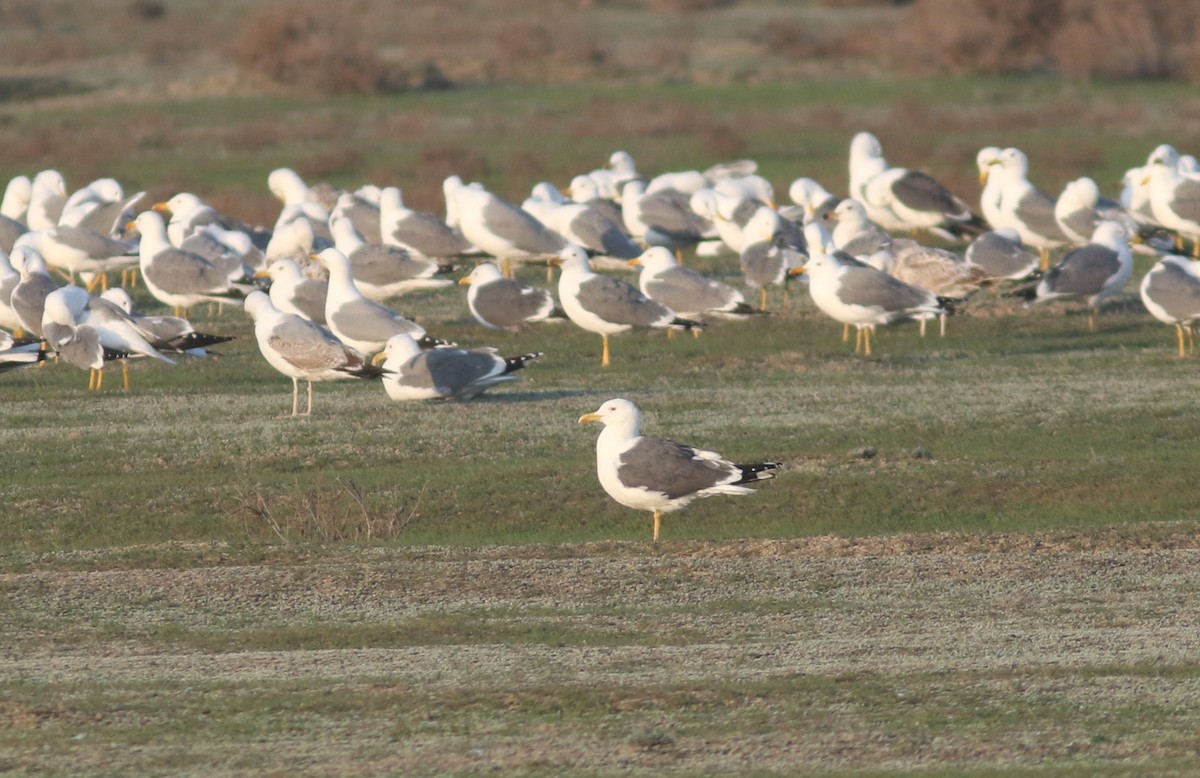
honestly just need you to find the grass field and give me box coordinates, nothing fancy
[5,8,1200,770]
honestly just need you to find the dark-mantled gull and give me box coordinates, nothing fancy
[578,398,781,541]
[244,290,384,417]
[1140,255,1200,357]
[134,211,248,316]
[459,261,559,330]
[553,245,700,367]
[378,332,541,401]
[848,131,982,237]
[631,246,759,319]
[99,288,234,357]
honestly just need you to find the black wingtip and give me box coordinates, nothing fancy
[1002,284,1039,302]
[935,296,967,316]
[731,302,771,316]
[168,332,235,352]
[503,351,543,373]
[734,461,783,485]
[343,363,389,380]
[672,317,704,331]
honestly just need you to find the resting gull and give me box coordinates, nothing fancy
[579,398,781,541]
[379,186,475,260]
[459,261,559,330]
[244,290,384,417]
[1016,221,1133,331]
[377,332,541,401]
[443,176,566,273]
[787,177,839,224]
[848,131,982,237]
[257,258,329,324]
[738,206,805,311]
[553,245,700,367]
[26,170,66,231]
[1144,144,1200,253]
[329,202,452,299]
[631,246,760,319]
[0,330,46,373]
[620,179,712,259]
[0,250,24,332]
[963,229,1040,282]
[99,288,234,357]
[1140,255,1200,357]
[10,246,58,338]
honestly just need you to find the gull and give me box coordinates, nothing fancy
[10,246,58,338]
[459,261,559,330]
[689,187,769,255]
[963,229,1040,282]
[620,179,711,259]
[378,186,475,260]
[738,206,805,311]
[331,185,382,244]
[1,175,31,222]
[979,147,1070,269]
[0,250,23,332]
[377,333,542,401]
[0,330,46,373]
[848,131,982,237]
[630,246,760,320]
[826,199,893,258]
[1140,255,1200,357]
[1016,221,1133,332]
[257,258,329,324]
[798,223,947,356]
[329,201,453,299]
[443,176,566,273]
[13,223,137,291]
[526,186,641,260]
[1144,144,1200,254]
[1054,176,1137,246]
[133,210,248,316]
[26,170,66,231]
[579,398,781,541]
[244,290,385,417]
[267,168,330,229]
[316,247,447,355]
[553,245,700,367]
[787,177,839,224]
[59,178,145,238]
[99,288,234,357]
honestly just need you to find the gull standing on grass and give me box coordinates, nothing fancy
[244,290,385,417]
[133,210,248,316]
[1140,255,1200,357]
[579,398,781,542]
[553,245,700,367]
[1014,221,1133,332]
[630,246,761,320]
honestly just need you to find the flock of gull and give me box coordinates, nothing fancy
[5,132,1200,538]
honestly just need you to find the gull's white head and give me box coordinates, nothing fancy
[629,246,677,273]
[578,397,642,431]
[460,261,504,286]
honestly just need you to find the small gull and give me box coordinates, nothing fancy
[579,398,781,541]
[377,332,542,401]
[244,290,385,417]
[1140,255,1200,357]
[459,261,559,330]
[553,245,701,367]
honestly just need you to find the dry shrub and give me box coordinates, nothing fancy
[893,0,1200,81]
[229,478,420,545]
[230,2,404,94]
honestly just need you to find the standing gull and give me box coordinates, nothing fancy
[553,245,700,367]
[1140,255,1200,357]
[1144,144,1200,253]
[979,147,1070,269]
[257,258,329,324]
[377,333,542,401]
[443,176,566,274]
[379,186,475,260]
[10,247,58,338]
[579,398,781,541]
[459,261,559,330]
[244,290,385,417]
[133,211,248,316]
[739,206,805,311]
[1016,221,1133,331]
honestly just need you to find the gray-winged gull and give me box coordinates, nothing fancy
[979,147,1070,269]
[620,179,711,259]
[579,398,781,541]
[1145,144,1200,253]
[378,332,541,401]
[10,246,58,338]
[244,290,385,417]
[0,330,46,373]
[738,206,805,311]
[99,288,233,357]
[134,210,248,316]
[329,202,452,299]
[257,258,329,324]
[1140,255,1200,357]
[964,228,1040,281]
[459,261,559,330]
[631,246,759,319]
[552,245,700,367]
[443,176,566,272]
[1018,221,1133,331]
[379,186,475,260]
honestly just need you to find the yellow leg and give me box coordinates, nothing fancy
[122,359,131,390]
[760,287,768,311]
[1039,247,1050,272]
[863,326,873,357]
[88,369,96,390]
[601,334,611,368]
[691,327,700,339]
[843,322,850,342]
[1088,310,1096,333]
[667,328,676,340]
[1177,324,1186,358]
[652,509,662,542]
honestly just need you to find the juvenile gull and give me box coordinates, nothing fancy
[553,245,700,367]
[579,398,781,541]
[378,333,541,401]
[459,261,559,330]
[1140,255,1200,357]
[244,290,384,417]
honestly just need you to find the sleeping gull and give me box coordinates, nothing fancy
[797,223,946,355]
[787,177,839,224]
[133,210,248,316]
[244,290,385,417]
[1139,255,1200,357]
[552,245,700,367]
[848,131,982,237]
[316,247,448,355]
[377,332,541,401]
[579,398,781,541]
[630,246,760,319]
[1054,177,1133,245]
[459,261,559,330]
[1014,221,1133,332]
[26,170,66,231]
[620,179,711,259]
